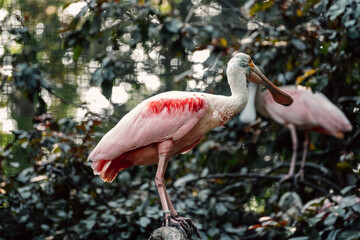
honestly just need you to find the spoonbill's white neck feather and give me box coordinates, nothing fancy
[224,64,249,115]
[239,81,258,123]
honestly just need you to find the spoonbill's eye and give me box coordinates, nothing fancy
[248,57,255,69]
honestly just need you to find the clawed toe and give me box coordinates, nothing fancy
[162,213,200,239]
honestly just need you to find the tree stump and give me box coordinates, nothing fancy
[148,226,186,240]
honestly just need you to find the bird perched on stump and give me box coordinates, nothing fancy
[88,52,293,239]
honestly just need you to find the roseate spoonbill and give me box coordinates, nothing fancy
[240,83,352,181]
[88,53,293,238]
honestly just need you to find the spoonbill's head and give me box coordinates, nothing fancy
[229,52,293,107]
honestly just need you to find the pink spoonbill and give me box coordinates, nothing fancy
[240,83,352,182]
[88,53,293,238]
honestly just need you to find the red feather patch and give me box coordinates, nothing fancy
[91,154,133,183]
[147,97,205,114]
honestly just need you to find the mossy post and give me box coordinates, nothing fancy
[148,227,187,240]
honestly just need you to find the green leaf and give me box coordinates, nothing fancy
[327,229,340,240]
[291,38,306,50]
[326,2,346,21]
[91,68,104,86]
[138,216,151,228]
[341,185,354,195]
[339,196,358,208]
[339,230,360,240]
[73,44,83,62]
[353,203,360,213]
[324,214,337,226]
[9,162,20,168]
[288,237,309,240]
[308,215,323,227]
[165,18,182,33]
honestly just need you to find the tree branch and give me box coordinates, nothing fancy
[184,161,341,194]
[217,0,263,29]
[42,85,119,124]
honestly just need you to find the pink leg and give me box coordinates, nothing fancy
[161,158,178,216]
[155,154,170,213]
[155,141,200,239]
[280,124,298,182]
[296,131,309,180]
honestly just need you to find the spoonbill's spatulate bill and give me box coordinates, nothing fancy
[88,53,293,239]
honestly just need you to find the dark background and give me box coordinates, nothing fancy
[0,0,359,239]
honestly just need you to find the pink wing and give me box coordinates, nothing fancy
[262,86,352,135]
[88,92,208,181]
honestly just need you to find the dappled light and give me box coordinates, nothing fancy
[0,0,359,239]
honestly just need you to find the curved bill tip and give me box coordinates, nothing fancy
[250,66,294,106]
[268,87,294,106]
[262,79,294,106]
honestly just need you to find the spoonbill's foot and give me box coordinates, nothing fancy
[162,213,201,239]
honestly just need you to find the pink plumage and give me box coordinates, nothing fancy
[88,92,208,182]
[259,85,352,138]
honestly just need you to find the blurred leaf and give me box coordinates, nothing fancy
[327,229,340,240]
[9,162,20,168]
[165,18,182,33]
[338,230,360,240]
[324,214,337,226]
[296,69,316,84]
[352,203,360,213]
[291,39,306,50]
[341,185,354,195]
[215,202,227,216]
[73,44,83,62]
[139,216,151,228]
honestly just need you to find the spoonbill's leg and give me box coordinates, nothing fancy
[155,154,171,215]
[155,140,200,239]
[296,131,309,180]
[280,124,298,183]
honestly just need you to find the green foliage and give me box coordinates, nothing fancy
[0,0,360,239]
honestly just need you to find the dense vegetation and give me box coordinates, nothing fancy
[0,0,359,239]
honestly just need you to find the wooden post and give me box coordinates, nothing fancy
[148,226,186,240]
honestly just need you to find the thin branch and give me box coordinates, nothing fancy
[338,96,360,103]
[42,85,119,124]
[185,161,340,194]
[216,180,248,196]
[267,161,331,175]
[190,21,248,32]
[346,128,360,147]
[307,175,342,192]
[217,0,263,29]
[184,2,201,24]
[298,179,328,194]
[190,173,282,182]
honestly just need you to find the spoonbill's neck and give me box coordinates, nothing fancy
[225,66,249,115]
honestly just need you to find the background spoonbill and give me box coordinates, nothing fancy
[240,83,352,182]
[88,53,293,239]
